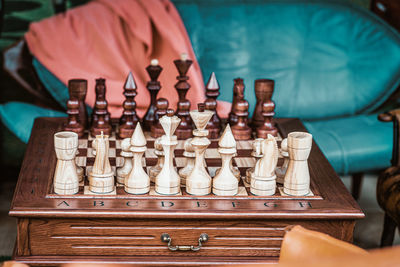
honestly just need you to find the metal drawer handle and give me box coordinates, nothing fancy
[161,233,208,251]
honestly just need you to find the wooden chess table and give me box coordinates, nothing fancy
[9,117,364,265]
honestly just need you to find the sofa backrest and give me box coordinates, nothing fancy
[174,0,400,119]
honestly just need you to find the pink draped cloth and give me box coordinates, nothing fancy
[25,0,231,118]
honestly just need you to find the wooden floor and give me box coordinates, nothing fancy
[0,169,398,258]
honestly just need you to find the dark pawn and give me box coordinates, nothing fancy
[228,78,245,125]
[68,79,88,129]
[205,72,221,139]
[256,100,278,138]
[151,98,169,138]
[119,72,139,138]
[143,59,163,131]
[91,78,111,125]
[64,83,85,137]
[231,99,252,140]
[90,78,112,136]
[251,79,275,130]
[174,53,193,139]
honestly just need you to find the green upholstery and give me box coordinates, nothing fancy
[1,0,400,175]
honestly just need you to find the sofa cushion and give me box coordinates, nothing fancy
[304,114,392,174]
[175,0,400,119]
[0,102,66,143]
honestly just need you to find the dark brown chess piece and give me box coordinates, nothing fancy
[68,79,88,129]
[256,99,278,138]
[91,78,110,125]
[174,53,193,139]
[90,78,112,136]
[64,82,85,137]
[205,72,221,139]
[143,59,163,131]
[228,78,245,125]
[231,99,252,140]
[251,79,275,130]
[119,72,139,138]
[151,98,169,138]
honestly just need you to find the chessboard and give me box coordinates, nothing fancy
[47,129,319,199]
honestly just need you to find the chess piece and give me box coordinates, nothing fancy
[143,59,163,131]
[250,134,279,196]
[205,72,221,139]
[186,104,214,195]
[116,138,133,184]
[178,138,195,185]
[174,53,193,139]
[75,150,84,183]
[149,137,164,183]
[90,78,112,136]
[91,78,111,124]
[155,109,181,195]
[246,138,263,184]
[256,92,278,138]
[119,72,139,138]
[88,132,115,193]
[213,124,238,196]
[64,80,86,137]
[276,138,289,184]
[229,78,245,125]
[53,131,79,195]
[283,132,312,196]
[251,79,274,129]
[231,99,252,140]
[151,98,169,138]
[125,123,150,194]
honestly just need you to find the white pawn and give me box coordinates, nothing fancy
[213,124,238,196]
[53,131,79,195]
[178,138,195,185]
[116,138,133,184]
[149,137,164,183]
[250,134,279,196]
[125,123,150,194]
[283,132,312,196]
[245,138,263,184]
[276,138,289,184]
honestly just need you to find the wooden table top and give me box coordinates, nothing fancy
[9,117,364,220]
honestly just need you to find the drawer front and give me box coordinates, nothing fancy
[28,218,284,257]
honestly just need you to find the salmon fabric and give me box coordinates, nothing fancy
[25,0,231,118]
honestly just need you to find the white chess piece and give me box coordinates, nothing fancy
[186,104,214,195]
[116,138,133,185]
[212,124,238,196]
[276,138,289,184]
[283,132,312,196]
[149,137,164,183]
[155,110,181,195]
[53,131,79,195]
[88,132,115,193]
[245,138,263,184]
[125,123,150,194]
[178,138,195,185]
[75,150,84,183]
[250,134,279,196]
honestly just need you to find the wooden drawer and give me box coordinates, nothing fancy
[28,218,285,257]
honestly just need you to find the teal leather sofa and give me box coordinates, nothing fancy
[1,0,400,179]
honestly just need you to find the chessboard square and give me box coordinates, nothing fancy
[175,157,186,168]
[75,156,86,167]
[78,139,88,148]
[87,147,95,157]
[84,186,117,195]
[207,167,219,177]
[85,166,92,176]
[234,157,255,168]
[144,132,155,141]
[88,134,95,141]
[109,132,117,140]
[176,140,185,150]
[205,148,220,159]
[109,141,116,148]
[145,148,157,158]
[108,148,116,158]
[116,140,122,149]
[116,157,124,167]
[237,186,248,196]
[236,140,252,149]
